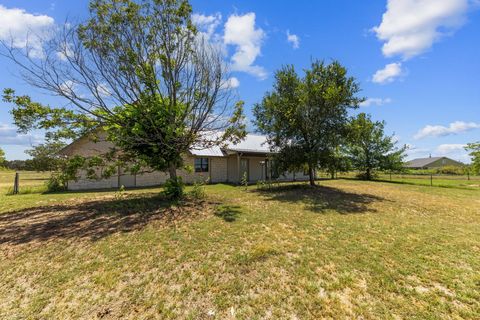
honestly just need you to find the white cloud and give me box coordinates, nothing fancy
[373,0,470,59]
[0,123,43,146]
[371,0,476,84]
[192,13,222,41]
[414,121,480,139]
[372,62,402,84]
[221,77,240,89]
[360,97,392,107]
[0,5,55,58]
[436,144,470,162]
[56,42,73,61]
[436,143,466,154]
[286,30,300,49]
[224,13,267,80]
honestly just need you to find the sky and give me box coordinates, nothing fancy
[0,0,479,162]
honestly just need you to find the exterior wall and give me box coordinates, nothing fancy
[227,155,238,183]
[63,133,308,189]
[68,167,119,190]
[209,157,228,183]
[67,155,228,190]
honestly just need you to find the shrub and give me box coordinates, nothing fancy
[45,174,67,192]
[164,177,184,199]
[189,179,207,200]
[241,172,248,190]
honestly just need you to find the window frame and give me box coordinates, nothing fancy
[194,157,209,173]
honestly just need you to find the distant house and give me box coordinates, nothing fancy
[404,156,464,170]
[59,132,309,190]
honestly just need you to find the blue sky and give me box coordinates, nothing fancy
[0,0,479,162]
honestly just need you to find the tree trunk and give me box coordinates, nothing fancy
[366,167,371,180]
[330,170,335,180]
[168,164,177,180]
[308,165,315,186]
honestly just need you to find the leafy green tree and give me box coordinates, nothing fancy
[323,147,351,179]
[25,142,67,171]
[1,0,245,196]
[347,113,406,180]
[253,60,363,186]
[0,147,6,167]
[465,142,480,175]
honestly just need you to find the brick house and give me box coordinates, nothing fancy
[59,132,309,190]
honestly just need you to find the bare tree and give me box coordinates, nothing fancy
[1,0,245,186]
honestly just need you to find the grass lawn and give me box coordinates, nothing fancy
[0,170,50,195]
[1,178,479,319]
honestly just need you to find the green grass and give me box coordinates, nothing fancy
[334,171,480,190]
[0,170,50,195]
[1,178,479,319]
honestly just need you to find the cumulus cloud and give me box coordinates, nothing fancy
[373,0,470,59]
[0,123,43,146]
[436,143,467,154]
[192,13,222,42]
[0,5,55,58]
[414,121,480,139]
[220,77,240,89]
[372,62,402,84]
[224,13,267,80]
[360,97,392,107]
[436,144,470,162]
[286,30,300,49]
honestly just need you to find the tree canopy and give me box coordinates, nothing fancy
[253,60,363,185]
[1,0,245,192]
[0,147,5,167]
[25,142,67,172]
[346,113,406,180]
[465,142,480,175]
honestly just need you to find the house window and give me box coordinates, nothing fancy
[194,158,209,173]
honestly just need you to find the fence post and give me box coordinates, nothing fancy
[430,174,433,187]
[13,172,19,194]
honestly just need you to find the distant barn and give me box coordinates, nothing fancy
[405,156,464,170]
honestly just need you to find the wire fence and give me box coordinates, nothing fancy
[332,171,480,189]
[0,171,50,195]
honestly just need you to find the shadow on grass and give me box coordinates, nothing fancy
[214,205,242,222]
[254,184,384,214]
[0,193,212,246]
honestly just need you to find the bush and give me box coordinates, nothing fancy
[189,179,207,199]
[164,177,184,199]
[45,174,67,192]
[241,172,248,190]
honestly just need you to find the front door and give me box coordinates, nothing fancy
[240,158,249,182]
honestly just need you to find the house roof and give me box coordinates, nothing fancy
[405,157,444,168]
[225,134,271,153]
[190,134,272,157]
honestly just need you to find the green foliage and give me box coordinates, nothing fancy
[253,60,363,186]
[45,174,67,193]
[25,142,67,172]
[241,172,248,190]
[0,147,5,167]
[465,142,480,175]
[164,177,184,199]
[189,179,207,199]
[2,0,246,185]
[347,113,406,180]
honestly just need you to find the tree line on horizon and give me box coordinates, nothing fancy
[0,0,478,195]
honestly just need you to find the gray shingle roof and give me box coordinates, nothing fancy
[405,157,443,168]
